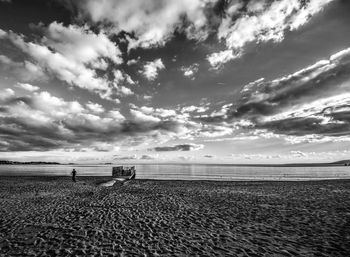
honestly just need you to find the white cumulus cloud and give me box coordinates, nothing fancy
[141,58,165,81]
[15,83,39,92]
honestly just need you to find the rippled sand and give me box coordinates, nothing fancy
[0,177,350,256]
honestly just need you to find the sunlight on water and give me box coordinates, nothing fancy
[0,164,350,180]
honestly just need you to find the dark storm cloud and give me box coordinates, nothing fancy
[0,90,193,151]
[195,48,350,138]
[151,144,204,152]
[0,116,73,151]
[230,51,350,120]
[261,114,350,137]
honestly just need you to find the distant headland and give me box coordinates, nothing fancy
[0,160,61,165]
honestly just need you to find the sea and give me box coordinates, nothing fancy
[0,164,350,180]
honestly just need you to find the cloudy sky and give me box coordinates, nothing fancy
[0,0,350,164]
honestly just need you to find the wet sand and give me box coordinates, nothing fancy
[0,177,349,256]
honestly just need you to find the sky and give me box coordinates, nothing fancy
[1,0,350,164]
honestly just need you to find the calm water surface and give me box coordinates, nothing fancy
[0,164,350,180]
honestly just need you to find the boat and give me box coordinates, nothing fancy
[112,166,136,182]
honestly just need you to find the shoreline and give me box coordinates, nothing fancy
[0,175,350,182]
[1,162,349,167]
[1,165,349,181]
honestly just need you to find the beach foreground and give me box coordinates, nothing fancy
[0,177,349,256]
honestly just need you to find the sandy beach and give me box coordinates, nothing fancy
[0,177,349,256]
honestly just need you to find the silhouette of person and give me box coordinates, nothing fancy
[72,169,77,182]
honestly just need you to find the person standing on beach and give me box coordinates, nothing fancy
[71,169,77,182]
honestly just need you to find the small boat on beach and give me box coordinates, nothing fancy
[100,166,136,187]
[112,166,136,182]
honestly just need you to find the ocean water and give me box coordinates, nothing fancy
[0,164,350,180]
